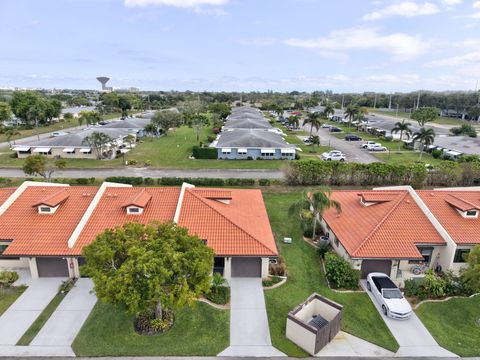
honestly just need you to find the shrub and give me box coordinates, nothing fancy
[192,146,217,159]
[324,252,359,289]
[205,286,230,304]
[0,271,19,287]
[127,159,138,165]
[59,278,76,293]
[225,178,255,186]
[269,256,287,276]
[404,278,422,298]
[144,177,155,185]
[450,124,477,138]
[258,179,271,186]
[105,176,144,185]
[432,149,443,159]
[207,135,216,143]
[421,270,446,298]
[262,275,283,287]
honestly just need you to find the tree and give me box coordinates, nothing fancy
[100,92,119,113]
[311,135,320,151]
[152,110,183,136]
[143,123,158,138]
[81,222,214,325]
[118,95,132,119]
[322,102,335,119]
[461,245,480,293]
[287,115,300,129]
[27,103,47,140]
[63,112,74,122]
[22,155,66,181]
[412,127,435,160]
[78,110,100,127]
[10,91,43,123]
[288,187,341,240]
[4,127,20,146]
[343,104,358,130]
[303,112,322,137]
[391,120,413,151]
[192,113,209,142]
[82,131,113,159]
[45,99,62,122]
[411,107,438,127]
[208,103,231,120]
[0,102,12,124]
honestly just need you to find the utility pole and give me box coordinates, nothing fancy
[341,95,345,110]
[416,92,421,109]
[396,103,399,117]
[388,94,392,110]
[373,94,377,109]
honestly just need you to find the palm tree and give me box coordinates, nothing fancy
[288,187,341,240]
[323,102,335,119]
[311,135,320,152]
[288,115,300,129]
[412,128,435,160]
[303,112,322,137]
[343,104,358,131]
[391,120,412,151]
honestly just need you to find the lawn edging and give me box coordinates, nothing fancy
[197,297,230,310]
[263,276,287,290]
[413,292,480,310]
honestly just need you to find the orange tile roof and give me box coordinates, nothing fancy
[323,190,445,259]
[121,189,152,208]
[0,186,98,256]
[358,192,398,203]
[192,189,232,199]
[178,189,277,256]
[32,188,70,208]
[0,188,15,206]
[444,194,479,212]
[418,190,480,244]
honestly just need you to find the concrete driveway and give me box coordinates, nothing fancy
[0,277,64,345]
[218,277,285,357]
[360,280,458,357]
[31,278,96,347]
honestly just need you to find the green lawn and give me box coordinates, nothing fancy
[0,286,26,316]
[263,191,399,356]
[416,295,480,357]
[72,301,229,356]
[369,109,468,126]
[17,292,66,345]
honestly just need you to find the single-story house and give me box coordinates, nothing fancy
[213,129,296,160]
[0,181,278,281]
[320,186,479,286]
[11,128,138,159]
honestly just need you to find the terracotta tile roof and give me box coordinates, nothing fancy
[192,189,232,199]
[0,188,15,206]
[72,187,180,254]
[418,190,480,244]
[323,190,445,259]
[444,194,479,212]
[358,192,398,203]
[121,189,152,208]
[178,188,277,256]
[32,188,70,208]
[0,186,98,256]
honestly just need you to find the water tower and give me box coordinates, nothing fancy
[96,76,112,91]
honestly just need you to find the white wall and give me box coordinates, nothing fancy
[0,257,29,270]
[286,318,317,355]
[261,257,269,278]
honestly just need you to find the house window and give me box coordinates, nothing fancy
[466,210,478,217]
[39,206,51,213]
[0,241,11,256]
[127,206,142,214]
[454,249,470,263]
[334,237,339,247]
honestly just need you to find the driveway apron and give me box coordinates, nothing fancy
[0,278,64,345]
[31,278,96,346]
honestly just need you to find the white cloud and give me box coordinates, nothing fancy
[442,0,462,5]
[428,50,480,66]
[363,1,439,20]
[124,0,227,8]
[473,1,480,8]
[284,27,427,61]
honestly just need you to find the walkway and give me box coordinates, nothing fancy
[0,167,284,179]
[218,278,285,357]
[31,278,96,347]
[0,277,64,345]
[360,280,458,357]
[316,331,394,357]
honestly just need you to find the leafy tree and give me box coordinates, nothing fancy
[411,107,438,127]
[391,120,413,151]
[152,110,183,136]
[208,103,231,119]
[81,222,214,322]
[27,103,47,140]
[10,91,43,123]
[45,99,62,122]
[461,245,480,293]
[118,95,132,118]
[4,127,20,146]
[99,92,119,114]
[412,127,436,160]
[192,113,209,142]
[303,112,322,137]
[82,131,113,159]
[288,187,341,240]
[22,155,66,181]
[63,112,74,122]
[0,102,12,124]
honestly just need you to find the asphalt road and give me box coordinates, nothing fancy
[0,167,285,179]
[302,124,380,164]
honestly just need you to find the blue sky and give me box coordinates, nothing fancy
[0,0,479,91]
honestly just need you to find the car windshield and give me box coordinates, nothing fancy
[383,289,403,299]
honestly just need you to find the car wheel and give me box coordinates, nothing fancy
[340,159,345,162]
[382,305,388,316]
[328,158,332,161]
[367,281,371,291]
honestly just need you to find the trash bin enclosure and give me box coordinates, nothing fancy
[286,293,343,355]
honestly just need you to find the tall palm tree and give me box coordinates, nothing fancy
[288,187,341,240]
[343,104,358,131]
[288,115,300,129]
[303,112,322,137]
[323,102,335,119]
[391,120,413,151]
[412,128,435,160]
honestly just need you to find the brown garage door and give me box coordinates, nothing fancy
[360,260,392,278]
[231,257,261,277]
[37,257,69,277]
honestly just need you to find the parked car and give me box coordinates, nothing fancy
[345,134,362,141]
[322,123,331,129]
[366,144,388,152]
[321,150,346,161]
[329,126,342,133]
[51,131,68,137]
[361,141,380,149]
[303,137,312,144]
[366,273,412,320]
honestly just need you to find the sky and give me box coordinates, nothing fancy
[0,0,479,92]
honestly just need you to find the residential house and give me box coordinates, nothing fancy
[0,181,278,281]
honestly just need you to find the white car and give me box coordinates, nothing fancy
[366,144,388,152]
[321,123,331,128]
[321,150,346,162]
[366,273,412,320]
[361,141,380,149]
[51,131,68,137]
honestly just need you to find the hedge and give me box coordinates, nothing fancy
[192,146,217,159]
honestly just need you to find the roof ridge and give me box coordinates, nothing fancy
[186,189,276,255]
[352,191,408,257]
